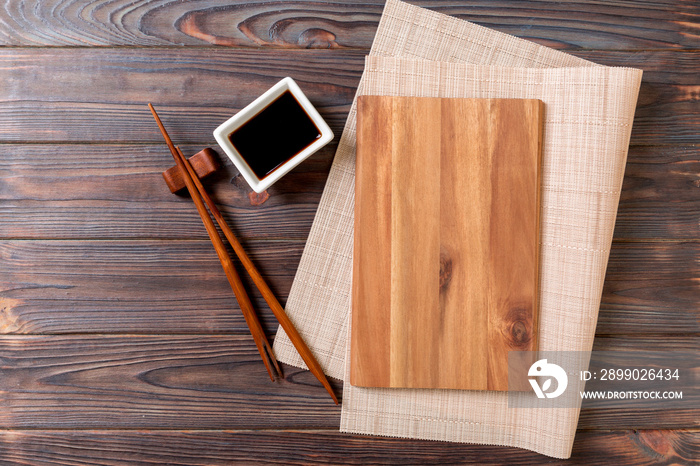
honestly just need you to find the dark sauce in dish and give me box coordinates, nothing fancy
[228,90,322,179]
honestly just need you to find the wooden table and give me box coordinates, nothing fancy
[0,1,697,464]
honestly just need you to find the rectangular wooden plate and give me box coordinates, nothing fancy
[351,95,544,391]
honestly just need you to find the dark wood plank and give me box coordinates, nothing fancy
[598,241,699,335]
[0,0,696,50]
[1,240,697,335]
[0,144,333,241]
[0,48,362,144]
[0,429,696,465]
[0,334,695,430]
[0,239,303,335]
[1,144,697,241]
[0,335,342,429]
[0,49,696,146]
[615,145,700,240]
[592,334,699,353]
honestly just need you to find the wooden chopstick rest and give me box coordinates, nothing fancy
[162,147,219,193]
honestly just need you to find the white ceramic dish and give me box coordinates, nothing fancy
[213,77,334,193]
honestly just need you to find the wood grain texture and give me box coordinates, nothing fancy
[352,96,542,390]
[388,97,442,389]
[0,239,302,335]
[0,335,341,430]
[0,48,362,143]
[480,98,542,391]
[0,144,334,241]
[0,49,696,146]
[0,144,697,241]
[0,334,694,431]
[439,96,489,390]
[351,95,393,387]
[598,242,700,334]
[615,145,700,240]
[0,429,696,465]
[0,240,696,336]
[0,0,697,50]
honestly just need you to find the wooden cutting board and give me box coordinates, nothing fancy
[351,95,544,391]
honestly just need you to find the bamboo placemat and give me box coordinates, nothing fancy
[273,0,642,458]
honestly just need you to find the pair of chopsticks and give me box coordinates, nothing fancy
[148,104,338,404]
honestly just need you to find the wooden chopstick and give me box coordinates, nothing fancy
[173,146,339,405]
[148,103,280,381]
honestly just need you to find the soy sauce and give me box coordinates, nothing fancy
[228,91,322,179]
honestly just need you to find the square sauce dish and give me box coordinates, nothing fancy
[213,77,334,193]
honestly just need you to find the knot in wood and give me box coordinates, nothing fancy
[298,28,339,48]
[439,250,452,290]
[504,306,532,349]
[511,320,528,345]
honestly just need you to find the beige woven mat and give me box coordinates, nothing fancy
[273,0,642,458]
